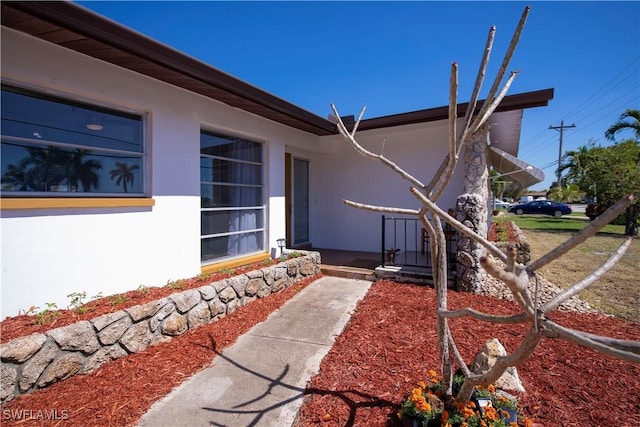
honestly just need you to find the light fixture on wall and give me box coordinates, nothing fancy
[277,238,286,256]
[86,123,103,131]
[86,113,103,131]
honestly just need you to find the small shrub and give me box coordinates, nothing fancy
[67,291,89,313]
[198,272,211,281]
[136,284,149,294]
[166,279,185,290]
[108,294,129,306]
[34,303,60,325]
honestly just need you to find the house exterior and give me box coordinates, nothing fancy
[0,2,552,319]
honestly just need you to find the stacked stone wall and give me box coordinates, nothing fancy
[455,193,486,292]
[1,252,320,404]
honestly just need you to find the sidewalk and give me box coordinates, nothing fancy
[137,276,372,427]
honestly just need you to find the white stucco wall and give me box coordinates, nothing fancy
[311,122,466,252]
[0,28,316,319]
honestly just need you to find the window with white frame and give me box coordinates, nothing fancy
[1,85,144,195]
[200,131,265,263]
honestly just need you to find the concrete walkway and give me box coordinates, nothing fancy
[137,276,372,427]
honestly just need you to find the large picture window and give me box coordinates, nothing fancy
[200,131,264,263]
[1,85,144,195]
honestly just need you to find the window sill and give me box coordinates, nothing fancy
[201,252,271,275]
[0,197,155,210]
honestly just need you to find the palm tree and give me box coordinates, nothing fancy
[605,109,640,141]
[110,162,139,193]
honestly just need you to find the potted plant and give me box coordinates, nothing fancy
[397,370,530,427]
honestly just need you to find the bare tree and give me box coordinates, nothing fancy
[331,5,639,406]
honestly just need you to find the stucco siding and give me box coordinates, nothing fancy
[0,28,316,318]
[311,122,466,252]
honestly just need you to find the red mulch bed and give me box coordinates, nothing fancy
[0,259,283,343]
[2,278,639,426]
[296,281,640,426]
[488,218,520,242]
[1,275,319,426]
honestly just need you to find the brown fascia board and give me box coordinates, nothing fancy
[2,2,553,136]
[357,88,554,132]
[3,1,337,135]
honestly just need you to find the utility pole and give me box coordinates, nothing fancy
[549,120,576,188]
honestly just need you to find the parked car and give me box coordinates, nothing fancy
[507,200,572,217]
[492,200,511,209]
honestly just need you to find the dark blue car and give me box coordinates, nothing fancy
[507,200,572,217]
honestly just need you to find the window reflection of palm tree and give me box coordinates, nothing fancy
[68,149,101,191]
[1,146,102,191]
[110,162,139,193]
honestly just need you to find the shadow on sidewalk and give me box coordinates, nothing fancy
[198,334,397,427]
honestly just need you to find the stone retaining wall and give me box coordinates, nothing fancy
[1,252,320,404]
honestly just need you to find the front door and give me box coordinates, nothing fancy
[285,154,310,247]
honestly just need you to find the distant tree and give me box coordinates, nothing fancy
[605,109,640,141]
[559,143,593,190]
[110,162,139,193]
[548,184,583,203]
[561,140,639,235]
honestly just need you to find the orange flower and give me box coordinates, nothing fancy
[428,369,438,377]
[488,384,496,393]
[417,380,427,389]
[482,406,499,421]
[524,418,533,427]
[321,413,331,422]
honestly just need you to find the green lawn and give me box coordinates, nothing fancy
[504,212,625,234]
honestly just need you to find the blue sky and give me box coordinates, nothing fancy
[79,1,639,190]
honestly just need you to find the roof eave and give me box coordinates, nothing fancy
[2,1,554,137]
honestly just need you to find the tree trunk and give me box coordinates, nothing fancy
[625,204,639,236]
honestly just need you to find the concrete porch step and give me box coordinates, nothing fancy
[320,264,377,281]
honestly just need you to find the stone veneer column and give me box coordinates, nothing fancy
[455,125,490,292]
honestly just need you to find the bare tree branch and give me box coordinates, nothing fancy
[469,70,519,135]
[480,256,535,315]
[438,308,529,324]
[456,326,543,402]
[457,26,495,147]
[331,104,427,191]
[528,195,635,272]
[410,187,508,262]
[428,63,459,202]
[579,331,640,354]
[334,4,637,410]
[543,320,640,363]
[542,237,634,312]
[470,5,529,134]
[342,199,420,216]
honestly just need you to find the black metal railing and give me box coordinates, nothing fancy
[381,215,457,270]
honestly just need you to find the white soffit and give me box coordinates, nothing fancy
[489,146,545,188]
[489,110,523,156]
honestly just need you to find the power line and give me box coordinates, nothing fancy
[559,56,640,124]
